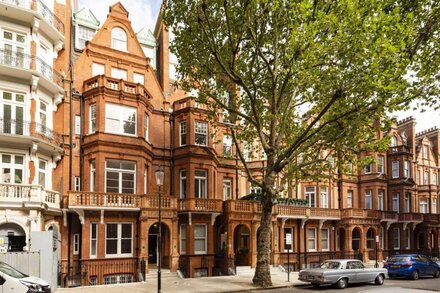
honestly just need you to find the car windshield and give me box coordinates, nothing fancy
[388,256,410,263]
[320,261,341,269]
[0,262,28,279]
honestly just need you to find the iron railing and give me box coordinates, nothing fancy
[0,49,63,87]
[0,118,63,147]
[0,0,31,9]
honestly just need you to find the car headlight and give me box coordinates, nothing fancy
[19,280,43,292]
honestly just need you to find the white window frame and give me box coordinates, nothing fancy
[378,189,384,211]
[432,173,438,185]
[223,135,232,156]
[111,67,128,80]
[393,193,399,212]
[377,156,384,174]
[105,103,137,136]
[307,228,317,252]
[179,121,187,146]
[194,121,208,146]
[179,170,187,199]
[105,160,136,194]
[74,176,80,191]
[92,62,105,76]
[305,186,316,207]
[432,200,437,214]
[347,190,353,208]
[90,223,97,258]
[404,193,410,213]
[321,228,329,251]
[424,171,429,185]
[143,166,148,194]
[419,199,428,214]
[194,169,207,198]
[77,25,95,49]
[365,189,372,209]
[320,186,328,208]
[180,224,187,255]
[144,114,149,141]
[75,115,81,135]
[223,178,232,201]
[89,104,96,133]
[392,161,399,178]
[404,160,410,178]
[111,27,127,52]
[105,223,133,257]
[194,224,207,255]
[133,72,144,85]
[38,158,47,188]
[0,153,25,184]
[423,145,429,160]
[364,163,372,174]
[90,160,95,192]
[73,233,79,255]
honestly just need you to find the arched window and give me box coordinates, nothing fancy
[390,135,398,147]
[111,27,127,51]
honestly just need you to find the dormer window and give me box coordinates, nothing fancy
[390,135,397,147]
[111,27,127,51]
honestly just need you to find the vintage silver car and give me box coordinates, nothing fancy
[298,259,388,289]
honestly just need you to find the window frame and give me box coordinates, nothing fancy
[194,224,207,255]
[180,224,187,255]
[90,223,98,258]
[378,189,384,211]
[365,189,372,209]
[392,193,399,212]
[179,121,187,146]
[105,160,136,194]
[305,186,316,208]
[105,103,137,136]
[73,233,79,255]
[307,228,317,252]
[194,169,207,198]
[320,186,328,208]
[144,114,149,142]
[392,228,400,249]
[89,104,96,133]
[392,161,399,178]
[321,228,329,251]
[0,153,25,184]
[223,178,232,201]
[347,190,353,208]
[194,121,208,146]
[377,156,384,174]
[111,27,127,52]
[179,170,187,199]
[105,223,133,257]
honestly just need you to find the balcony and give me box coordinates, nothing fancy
[399,213,424,222]
[178,198,223,213]
[340,209,398,222]
[387,145,412,155]
[84,75,151,98]
[0,183,61,212]
[0,49,64,94]
[276,205,341,219]
[67,191,140,211]
[0,119,63,155]
[417,184,438,193]
[0,0,64,43]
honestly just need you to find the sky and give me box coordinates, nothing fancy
[78,0,439,133]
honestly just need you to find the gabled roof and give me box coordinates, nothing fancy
[74,7,100,29]
[137,27,157,48]
[109,2,129,18]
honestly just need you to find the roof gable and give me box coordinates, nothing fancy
[110,2,129,18]
[74,7,100,29]
[137,27,156,47]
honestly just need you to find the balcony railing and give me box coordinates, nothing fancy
[142,195,177,210]
[178,198,223,212]
[387,145,412,154]
[0,118,63,147]
[0,0,64,35]
[0,183,60,209]
[36,0,64,35]
[399,213,424,221]
[80,258,138,286]
[276,205,341,218]
[84,75,150,97]
[68,192,139,209]
[0,49,63,87]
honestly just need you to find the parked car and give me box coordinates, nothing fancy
[384,254,440,280]
[298,259,387,289]
[0,261,50,293]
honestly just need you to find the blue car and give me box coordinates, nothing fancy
[384,254,440,280]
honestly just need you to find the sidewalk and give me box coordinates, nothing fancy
[56,271,302,293]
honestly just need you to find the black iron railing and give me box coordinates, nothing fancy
[0,118,63,147]
[0,49,63,87]
[36,0,65,35]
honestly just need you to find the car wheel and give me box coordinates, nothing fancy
[336,278,348,289]
[312,283,320,288]
[375,274,384,285]
[434,269,440,278]
[411,270,419,280]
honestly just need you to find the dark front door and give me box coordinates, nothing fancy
[148,234,158,264]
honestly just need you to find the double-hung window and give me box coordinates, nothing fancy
[307,228,317,252]
[365,189,372,209]
[105,160,135,194]
[347,190,353,208]
[90,160,96,192]
[392,161,399,178]
[419,199,428,214]
[90,223,97,258]
[320,186,328,208]
[423,145,429,159]
[223,178,232,201]
[404,193,411,213]
[105,103,136,135]
[38,159,47,188]
[0,153,24,183]
[392,193,399,212]
[223,135,232,156]
[179,170,187,199]
[194,224,207,254]
[1,91,25,135]
[392,228,400,249]
[105,223,132,256]
[111,67,128,80]
[89,104,96,133]
[364,163,372,174]
[305,186,316,207]
[321,229,329,251]
[378,190,384,211]
[77,25,95,48]
[195,121,208,146]
[179,121,187,146]
[92,63,104,76]
[180,224,187,254]
[377,156,384,174]
[424,171,429,185]
[144,114,149,141]
[194,170,207,198]
[404,161,410,178]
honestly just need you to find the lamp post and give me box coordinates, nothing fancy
[155,169,164,293]
[375,235,379,268]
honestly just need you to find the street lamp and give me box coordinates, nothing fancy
[155,169,164,293]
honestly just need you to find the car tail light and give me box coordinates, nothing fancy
[403,262,412,267]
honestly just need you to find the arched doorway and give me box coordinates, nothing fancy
[417,231,424,250]
[234,224,250,266]
[338,228,346,252]
[0,222,26,252]
[352,227,362,260]
[148,222,170,268]
[366,228,375,251]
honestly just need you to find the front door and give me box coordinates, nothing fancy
[148,234,158,265]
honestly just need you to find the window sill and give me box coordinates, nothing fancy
[104,131,137,137]
[105,254,133,258]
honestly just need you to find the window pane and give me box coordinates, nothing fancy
[121,239,132,254]
[106,224,118,238]
[106,239,118,254]
[121,224,132,238]
[194,225,206,238]
[195,239,205,252]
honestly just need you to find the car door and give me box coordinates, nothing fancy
[419,255,433,275]
[354,261,371,282]
[346,261,361,282]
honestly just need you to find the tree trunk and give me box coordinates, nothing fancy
[252,194,273,287]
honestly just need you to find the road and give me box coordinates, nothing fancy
[252,277,440,293]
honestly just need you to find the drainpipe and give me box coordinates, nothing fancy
[169,109,174,195]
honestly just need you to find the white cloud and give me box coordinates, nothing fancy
[78,0,161,33]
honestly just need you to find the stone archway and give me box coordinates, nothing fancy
[352,227,363,260]
[0,222,27,252]
[338,228,346,252]
[148,222,171,269]
[233,224,251,266]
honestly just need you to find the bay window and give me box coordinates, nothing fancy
[89,104,96,133]
[365,189,372,209]
[392,161,399,178]
[378,189,384,211]
[105,103,136,135]
[179,170,187,199]
[0,153,24,183]
[105,160,135,194]
[223,178,232,201]
[392,193,399,212]
[195,121,208,146]
[194,224,207,254]
[194,170,207,198]
[179,121,187,146]
[420,199,428,214]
